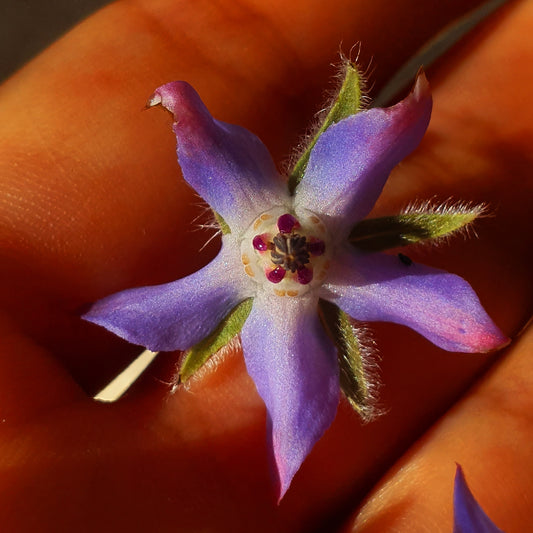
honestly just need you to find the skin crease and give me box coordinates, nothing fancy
[0,0,531,531]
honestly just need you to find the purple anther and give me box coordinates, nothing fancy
[267,266,286,283]
[277,213,299,234]
[296,267,313,285]
[253,235,269,252]
[308,239,325,256]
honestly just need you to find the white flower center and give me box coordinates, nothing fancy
[240,207,331,297]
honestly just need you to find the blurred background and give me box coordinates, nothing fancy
[0,0,110,82]
[1,1,510,98]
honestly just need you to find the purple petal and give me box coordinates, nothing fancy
[321,247,509,353]
[454,465,504,533]
[240,294,339,499]
[83,238,251,351]
[295,72,432,236]
[148,82,287,233]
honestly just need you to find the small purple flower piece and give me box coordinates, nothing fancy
[253,234,269,252]
[267,266,286,284]
[84,73,509,500]
[297,267,313,285]
[453,464,505,533]
[277,213,299,234]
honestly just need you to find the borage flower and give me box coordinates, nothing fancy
[84,67,508,499]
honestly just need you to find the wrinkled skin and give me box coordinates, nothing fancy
[0,0,531,531]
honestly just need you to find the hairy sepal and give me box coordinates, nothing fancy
[213,210,231,235]
[288,60,363,193]
[179,298,253,382]
[349,202,485,251]
[319,299,374,420]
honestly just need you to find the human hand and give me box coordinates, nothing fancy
[0,0,531,531]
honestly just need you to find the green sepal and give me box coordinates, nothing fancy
[349,207,483,252]
[179,298,253,382]
[319,299,372,419]
[288,60,363,194]
[213,211,231,235]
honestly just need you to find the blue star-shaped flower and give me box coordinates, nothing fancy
[84,73,507,498]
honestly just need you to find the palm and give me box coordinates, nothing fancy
[0,0,531,531]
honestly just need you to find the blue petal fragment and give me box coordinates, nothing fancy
[295,72,432,237]
[240,293,339,500]
[454,464,505,533]
[321,247,508,353]
[148,82,288,233]
[83,238,251,352]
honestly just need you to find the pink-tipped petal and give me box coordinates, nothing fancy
[83,238,252,352]
[149,82,287,233]
[454,465,504,533]
[295,72,432,237]
[321,247,509,353]
[240,294,339,499]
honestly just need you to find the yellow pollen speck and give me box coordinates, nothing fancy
[260,213,272,221]
[274,289,286,297]
[241,254,250,265]
[310,216,320,224]
[287,290,299,297]
[253,219,262,230]
[245,265,255,277]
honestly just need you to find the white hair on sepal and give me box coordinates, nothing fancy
[333,44,371,110]
[189,198,224,252]
[341,42,374,108]
[356,324,386,422]
[401,197,489,247]
[169,336,242,395]
[339,318,387,423]
[283,47,370,177]
[402,196,487,216]
[190,197,218,229]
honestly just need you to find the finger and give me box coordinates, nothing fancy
[0,313,85,430]
[342,321,533,532]
[0,348,276,532]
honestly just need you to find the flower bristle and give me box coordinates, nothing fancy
[401,198,488,247]
[284,49,369,180]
